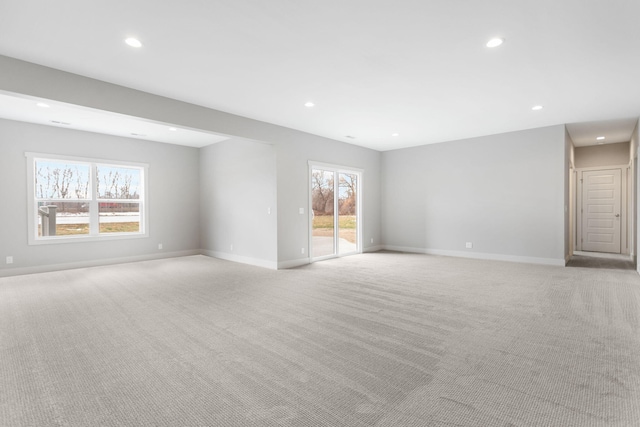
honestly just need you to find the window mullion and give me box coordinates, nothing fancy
[90,164,99,235]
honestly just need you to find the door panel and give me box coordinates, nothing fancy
[582,169,621,253]
[311,169,335,258]
[338,173,358,255]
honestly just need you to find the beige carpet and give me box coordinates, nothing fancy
[1,252,639,426]
[567,254,636,271]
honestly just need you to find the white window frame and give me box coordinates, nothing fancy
[26,152,149,245]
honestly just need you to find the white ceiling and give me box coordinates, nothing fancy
[566,118,638,148]
[0,0,639,151]
[0,92,229,147]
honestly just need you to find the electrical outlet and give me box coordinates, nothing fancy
[299,208,304,214]
[230,244,233,251]
[370,238,374,244]
[301,247,305,254]
[158,243,163,250]
[267,207,271,215]
[6,256,13,264]
[465,242,473,249]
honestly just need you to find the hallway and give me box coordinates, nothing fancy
[567,252,636,270]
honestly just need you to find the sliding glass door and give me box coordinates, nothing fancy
[338,172,358,255]
[310,163,361,261]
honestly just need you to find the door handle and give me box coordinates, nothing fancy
[615,214,620,217]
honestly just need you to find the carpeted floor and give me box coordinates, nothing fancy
[1,253,639,426]
[567,254,636,270]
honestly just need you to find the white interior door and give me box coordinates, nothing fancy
[581,169,621,253]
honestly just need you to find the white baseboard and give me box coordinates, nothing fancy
[382,245,566,267]
[0,245,569,277]
[201,250,278,270]
[0,249,201,278]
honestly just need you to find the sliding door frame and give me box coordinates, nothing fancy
[308,161,363,262]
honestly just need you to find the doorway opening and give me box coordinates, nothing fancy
[309,163,361,261]
[572,164,635,269]
[566,120,639,271]
[567,251,636,270]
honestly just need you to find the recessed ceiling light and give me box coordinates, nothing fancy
[532,105,543,111]
[345,135,356,139]
[36,102,50,108]
[596,136,605,140]
[304,102,315,108]
[125,37,143,48]
[169,127,177,131]
[486,37,504,48]
[392,133,399,137]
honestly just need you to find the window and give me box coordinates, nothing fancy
[26,153,148,244]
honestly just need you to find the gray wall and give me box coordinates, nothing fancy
[199,138,278,268]
[275,138,381,267]
[0,55,382,271]
[381,125,567,265]
[0,119,201,276]
[575,142,630,168]
[198,135,381,269]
